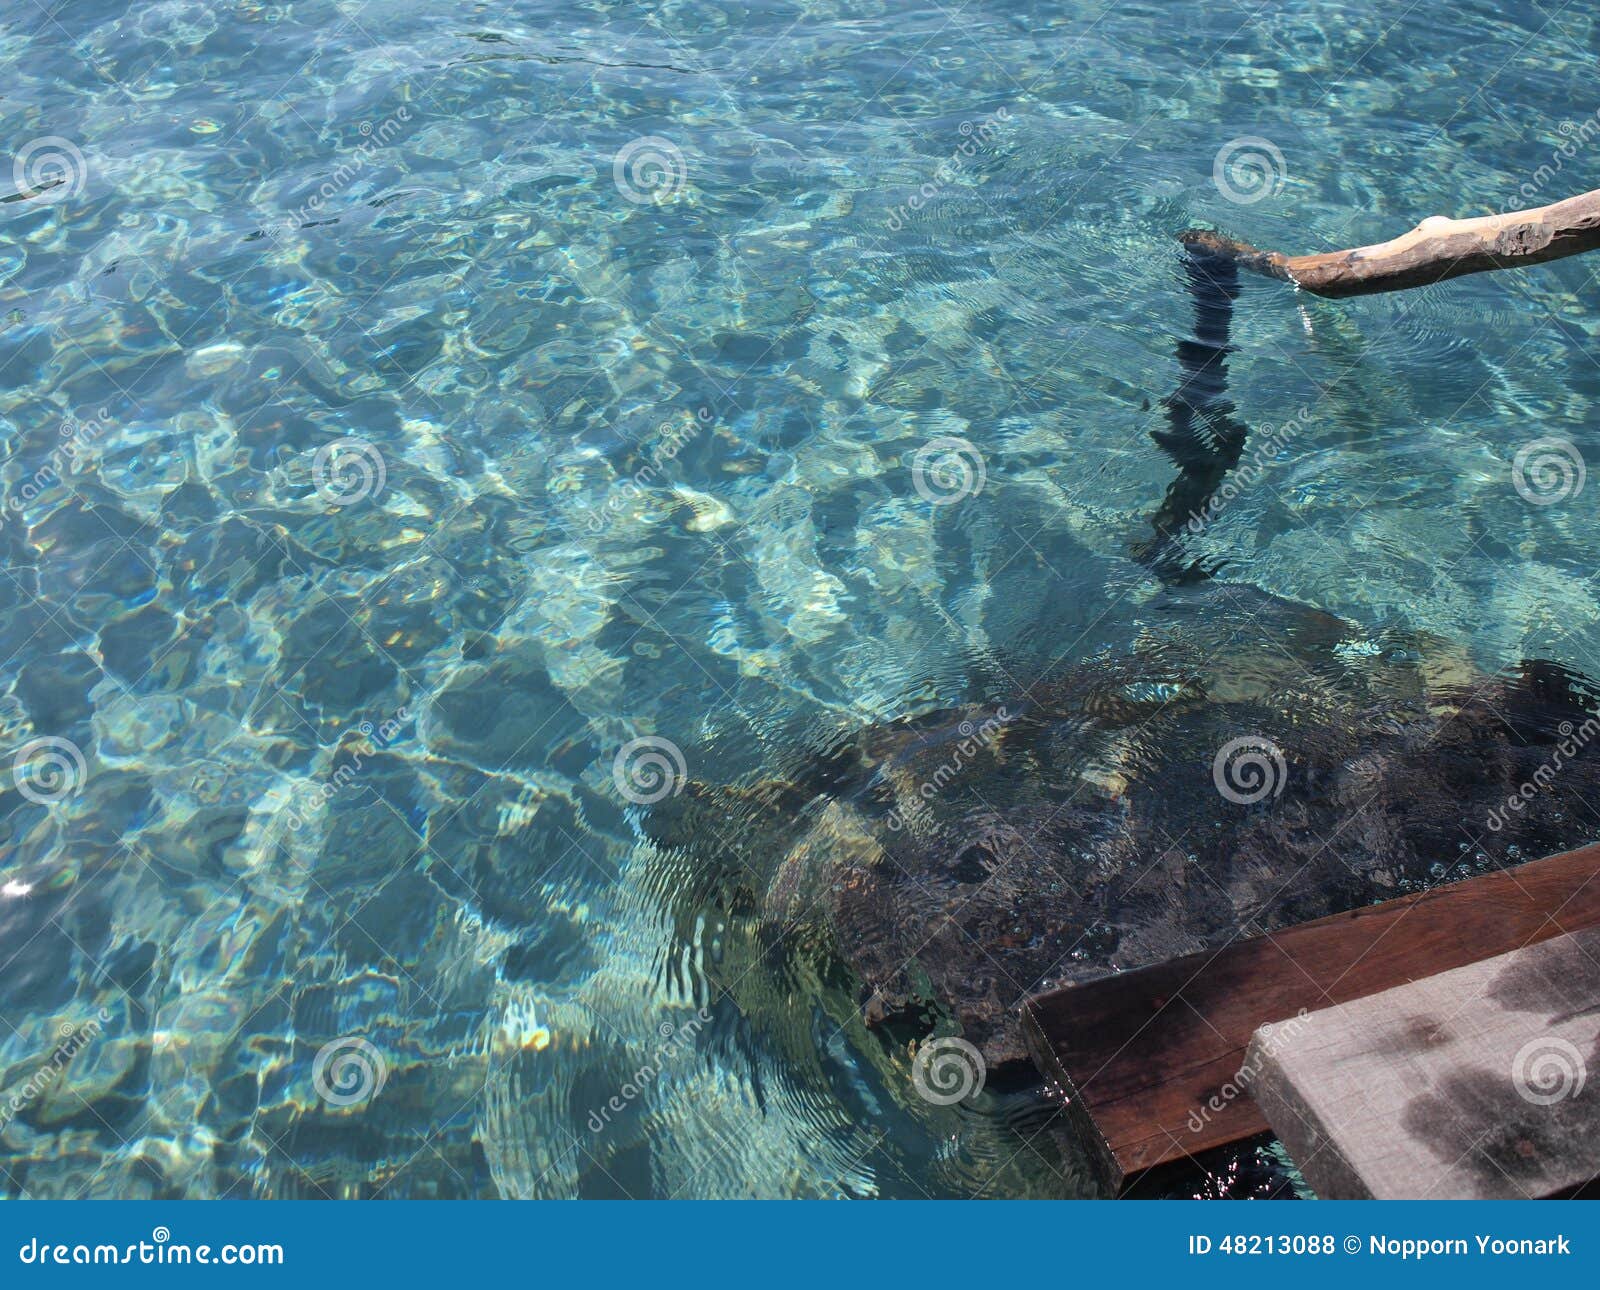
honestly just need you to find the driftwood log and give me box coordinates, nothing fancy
[1183,186,1600,298]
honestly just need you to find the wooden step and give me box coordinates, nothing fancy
[1246,925,1600,1198]
[1020,843,1600,1191]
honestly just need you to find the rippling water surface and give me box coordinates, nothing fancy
[3,0,1600,1199]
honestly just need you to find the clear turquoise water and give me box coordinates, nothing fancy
[2,0,1599,1198]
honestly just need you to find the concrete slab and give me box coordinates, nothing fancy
[1247,926,1600,1198]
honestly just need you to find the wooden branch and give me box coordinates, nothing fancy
[1181,187,1600,298]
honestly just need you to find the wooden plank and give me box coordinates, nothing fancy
[1247,926,1600,1198]
[1181,186,1600,298]
[1020,843,1600,1190]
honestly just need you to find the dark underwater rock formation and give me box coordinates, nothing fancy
[645,581,1600,1080]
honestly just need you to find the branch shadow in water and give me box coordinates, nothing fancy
[1133,245,1250,584]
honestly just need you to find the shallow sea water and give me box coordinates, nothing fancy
[2,0,1599,1198]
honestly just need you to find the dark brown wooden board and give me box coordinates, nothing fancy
[1021,843,1600,1191]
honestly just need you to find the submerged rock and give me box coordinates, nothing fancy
[644,581,1600,1079]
